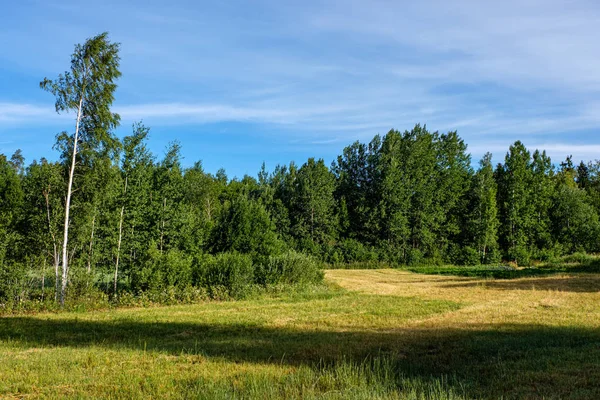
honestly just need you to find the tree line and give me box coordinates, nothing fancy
[1,33,599,306]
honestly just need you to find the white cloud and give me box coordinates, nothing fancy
[2,0,599,161]
[115,102,366,126]
[311,0,600,92]
[0,103,61,123]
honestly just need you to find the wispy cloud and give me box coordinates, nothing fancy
[1,0,599,174]
[0,103,61,123]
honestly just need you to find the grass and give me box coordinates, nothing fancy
[402,253,600,279]
[324,253,600,278]
[1,264,600,398]
[405,262,600,279]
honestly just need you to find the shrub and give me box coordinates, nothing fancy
[484,247,501,264]
[130,244,193,292]
[336,239,379,263]
[324,260,390,270]
[64,286,110,311]
[257,250,323,285]
[191,252,213,287]
[374,241,399,264]
[531,246,561,263]
[209,195,285,265]
[0,261,26,304]
[202,252,255,299]
[561,252,591,264]
[508,245,531,267]
[458,246,480,266]
[162,249,193,288]
[407,248,425,266]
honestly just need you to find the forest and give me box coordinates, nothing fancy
[1,32,600,309]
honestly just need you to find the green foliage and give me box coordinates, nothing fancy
[130,244,193,292]
[286,158,338,252]
[466,153,499,263]
[0,261,27,304]
[257,251,323,285]
[448,245,480,266]
[331,137,382,244]
[484,247,502,264]
[200,253,255,299]
[210,194,284,264]
[39,32,122,306]
[40,32,121,150]
[13,66,600,305]
[552,183,600,253]
[335,238,380,263]
[0,155,25,303]
[507,245,532,267]
[496,141,535,261]
[406,248,426,266]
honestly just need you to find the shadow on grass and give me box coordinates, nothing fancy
[441,274,600,293]
[0,316,599,398]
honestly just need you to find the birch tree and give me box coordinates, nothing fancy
[40,32,121,305]
[22,159,65,301]
[468,153,499,263]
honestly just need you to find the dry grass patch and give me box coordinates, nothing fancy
[0,270,599,398]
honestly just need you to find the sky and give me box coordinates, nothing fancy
[1,0,599,178]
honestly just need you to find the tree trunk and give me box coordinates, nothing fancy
[60,93,84,306]
[114,176,127,295]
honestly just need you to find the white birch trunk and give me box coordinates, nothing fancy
[60,93,84,306]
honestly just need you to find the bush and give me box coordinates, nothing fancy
[130,244,193,292]
[257,250,323,285]
[335,239,379,263]
[560,252,591,264]
[458,246,480,266]
[191,252,213,287]
[377,242,405,264]
[162,249,193,288]
[209,195,285,265]
[407,248,425,266]
[0,261,27,304]
[531,246,562,263]
[484,247,502,264]
[508,245,531,267]
[324,260,390,270]
[202,252,255,299]
[64,286,110,311]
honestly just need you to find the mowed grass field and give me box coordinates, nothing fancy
[1,269,600,399]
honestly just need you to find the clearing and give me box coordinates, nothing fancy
[1,269,599,399]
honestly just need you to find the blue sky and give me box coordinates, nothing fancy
[1,0,599,178]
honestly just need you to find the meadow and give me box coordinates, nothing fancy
[1,263,599,399]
